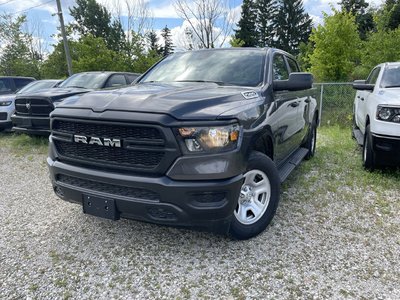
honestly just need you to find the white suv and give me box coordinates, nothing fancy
[353,62,400,170]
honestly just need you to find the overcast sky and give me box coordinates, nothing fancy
[0,0,385,51]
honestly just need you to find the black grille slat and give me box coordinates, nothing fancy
[55,141,164,168]
[0,112,7,120]
[57,174,160,201]
[53,120,163,142]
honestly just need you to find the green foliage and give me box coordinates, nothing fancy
[360,27,400,73]
[160,26,173,56]
[147,31,162,55]
[339,0,375,39]
[229,37,245,47]
[274,0,313,55]
[41,41,76,79]
[69,0,126,52]
[256,0,277,47]
[0,14,40,77]
[309,9,361,82]
[234,0,258,47]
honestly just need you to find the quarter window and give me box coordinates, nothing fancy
[287,57,300,73]
[272,55,289,80]
[367,67,380,85]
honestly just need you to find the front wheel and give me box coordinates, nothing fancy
[304,120,317,160]
[363,125,377,170]
[229,152,280,240]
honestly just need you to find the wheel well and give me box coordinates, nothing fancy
[365,115,370,126]
[254,135,273,160]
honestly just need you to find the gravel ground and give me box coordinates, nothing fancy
[0,146,399,299]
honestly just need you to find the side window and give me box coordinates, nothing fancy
[126,74,138,84]
[105,74,127,87]
[287,57,300,73]
[272,54,289,80]
[366,67,380,85]
[15,78,34,89]
[0,78,13,94]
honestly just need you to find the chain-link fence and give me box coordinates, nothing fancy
[314,83,355,127]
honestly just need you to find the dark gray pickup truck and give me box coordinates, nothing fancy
[47,48,318,239]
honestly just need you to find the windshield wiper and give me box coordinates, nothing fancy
[175,80,232,86]
[64,85,87,89]
[383,85,400,88]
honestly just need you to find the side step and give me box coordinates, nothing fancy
[278,147,309,183]
[353,128,364,146]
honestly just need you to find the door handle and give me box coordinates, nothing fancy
[361,97,365,101]
[305,98,311,103]
[357,96,360,99]
[290,102,299,108]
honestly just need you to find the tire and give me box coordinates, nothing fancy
[304,120,317,160]
[363,125,376,171]
[229,151,280,240]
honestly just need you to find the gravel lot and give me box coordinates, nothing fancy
[0,138,399,299]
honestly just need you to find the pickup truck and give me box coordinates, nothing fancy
[47,48,318,239]
[12,71,140,135]
[353,62,400,170]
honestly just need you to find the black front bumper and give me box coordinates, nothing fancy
[11,114,50,135]
[372,133,400,164]
[47,157,243,233]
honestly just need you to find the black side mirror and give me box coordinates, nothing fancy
[273,72,313,91]
[353,80,374,91]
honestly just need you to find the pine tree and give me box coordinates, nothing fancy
[234,0,258,47]
[386,0,400,30]
[160,26,174,56]
[274,0,312,55]
[338,0,375,39]
[147,30,161,55]
[255,0,277,47]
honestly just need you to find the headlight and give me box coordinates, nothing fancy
[0,101,12,106]
[376,105,400,123]
[176,124,241,153]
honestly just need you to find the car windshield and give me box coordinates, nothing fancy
[381,66,400,88]
[59,73,109,89]
[140,49,266,87]
[17,80,59,94]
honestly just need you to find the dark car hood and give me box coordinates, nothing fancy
[58,82,262,120]
[17,87,91,102]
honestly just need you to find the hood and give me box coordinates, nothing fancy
[377,88,400,105]
[17,87,91,102]
[58,82,262,120]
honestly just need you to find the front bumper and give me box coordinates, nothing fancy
[11,114,50,135]
[372,133,400,163]
[0,105,14,129]
[47,157,243,233]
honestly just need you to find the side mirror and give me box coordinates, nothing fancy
[273,72,313,91]
[353,80,374,91]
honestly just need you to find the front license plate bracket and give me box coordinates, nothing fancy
[83,195,120,220]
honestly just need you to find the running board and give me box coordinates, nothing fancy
[353,128,364,146]
[278,147,309,183]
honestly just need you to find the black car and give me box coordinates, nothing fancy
[12,71,140,135]
[47,49,318,239]
[0,76,35,95]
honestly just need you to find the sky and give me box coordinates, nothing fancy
[0,0,385,53]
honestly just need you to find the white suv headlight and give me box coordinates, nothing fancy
[0,101,12,106]
[376,105,400,123]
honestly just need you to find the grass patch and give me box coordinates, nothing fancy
[0,132,48,155]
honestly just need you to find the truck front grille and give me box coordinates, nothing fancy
[51,118,180,174]
[15,98,53,116]
[57,174,160,201]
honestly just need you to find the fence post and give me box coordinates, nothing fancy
[319,84,324,127]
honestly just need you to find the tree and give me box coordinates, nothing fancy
[160,26,174,56]
[174,0,234,49]
[0,14,40,77]
[147,30,162,54]
[256,0,277,47]
[274,0,313,55]
[69,0,126,52]
[309,9,361,81]
[234,0,258,47]
[338,0,375,39]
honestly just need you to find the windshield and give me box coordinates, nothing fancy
[141,49,266,87]
[381,65,400,88]
[17,80,59,94]
[59,73,108,89]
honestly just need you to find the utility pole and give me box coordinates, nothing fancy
[56,0,73,76]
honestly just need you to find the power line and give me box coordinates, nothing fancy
[0,0,17,7]
[10,0,55,16]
